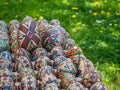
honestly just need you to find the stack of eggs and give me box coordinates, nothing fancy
[0,16,107,90]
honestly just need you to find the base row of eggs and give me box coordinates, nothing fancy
[0,48,107,90]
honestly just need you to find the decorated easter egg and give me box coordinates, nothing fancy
[76,57,94,77]
[15,48,31,60]
[53,56,66,69]
[14,56,33,72]
[37,19,49,38]
[20,74,37,90]
[9,20,19,53]
[0,31,9,52]
[65,46,83,59]
[42,25,65,51]
[53,24,70,45]
[8,20,19,35]
[50,19,60,26]
[90,82,107,90]
[0,76,14,90]
[0,51,12,62]
[40,74,59,90]
[50,19,70,40]
[65,38,75,50]
[82,69,102,88]
[19,67,36,77]
[13,67,36,82]
[58,72,77,89]
[45,82,59,90]
[54,56,76,74]
[0,68,13,78]
[67,82,86,90]
[71,54,86,67]
[32,48,50,61]
[35,56,53,70]
[51,46,64,60]
[18,16,41,51]
[0,58,13,71]
[0,20,8,32]
[38,66,56,78]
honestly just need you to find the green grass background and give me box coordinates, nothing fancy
[0,0,120,90]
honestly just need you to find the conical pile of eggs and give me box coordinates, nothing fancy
[0,16,107,90]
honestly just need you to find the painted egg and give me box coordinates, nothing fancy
[38,66,56,78]
[65,39,75,50]
[14,56,33,72]
[0,58,13,71]
[35,56,53,70]
[45,83,59,90]
[65,46,83,59]
[82,69,102,88]
[40,74,59,90]
[8,20,19,35]
[50,19,60,26]
[13,67,36,82]
[19,67,36,77]
[58,72,77,89]
[0,20,8,32]
[54,56,76,74]
[9,20,19,53]
[32,48,50,61]
[71,54,86,67]
[50,19,70,40]
[0,51,12,62]
[90,82,107,90]
[50,19,70,47]
[53,56,66,69]
[67,82,86,90]
[15,48,31,60]
[37,19,49,39]
[71,54,95,78]
[18,16,41,51]
[54,25,70,46]
[42,25,65,51]
[0,76,14,90]
[51,46,64,60]
[20,74,37,90]
[0,68,13,78]
[0,31,9,52]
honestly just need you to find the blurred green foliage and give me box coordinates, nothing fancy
[0,0,120,89]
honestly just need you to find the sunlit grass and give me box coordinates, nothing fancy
[96,63,120,90]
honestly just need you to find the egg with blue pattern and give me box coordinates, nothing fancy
[0,51,12,61]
